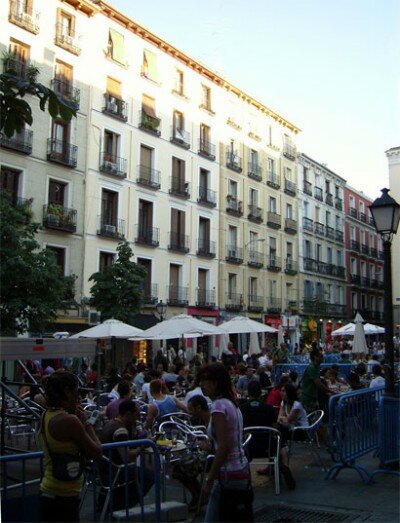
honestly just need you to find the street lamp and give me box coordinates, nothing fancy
[369,188,400,395]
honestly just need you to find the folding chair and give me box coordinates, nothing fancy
[288,409,326,470]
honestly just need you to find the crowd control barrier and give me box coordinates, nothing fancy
[273,363,355,384]
[325,387,385,483]
[0,439,162,523]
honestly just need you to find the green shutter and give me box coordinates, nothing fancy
[143,49,158,81]
[109,29,125,64]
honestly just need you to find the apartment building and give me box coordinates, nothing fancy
[297,154,347,342]
[344,185,384,325]
[1,0,301,335]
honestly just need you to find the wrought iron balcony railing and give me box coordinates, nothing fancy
[370,247,378,258]
[51,78,80,110]
[361,244,369,255]
[167,286,189,307]
[314,186,323,201]
[267,297,281,312]
[225,293,243,312]
[55,23,81,55]
[285,259,298,274]
[226,151,242,172]
[197,238,216,258]
[226,197,243,216]
[248,204,263,223]
[141,283,158,306]
[335,229,344,242]
[325,193,333,206]
[303,257,315,271]
[350,240,360,252]
[349,207,357,219]
[350,274,361,285]
[97,216,125,240]
[303,217,314,232]
[266,171,280,189]
[284,218,297,234]
[359,211,367,223]
[43,204,77,233]
[283,143,296,160]
[198,186,216,207]
[198,139,216,160]
[103,94,128,121]
[196,289,216,308]
[267,255,281,271]
[9,1,40,34]
[168,232,189,253]
[335,197,343,210]
[326,226,335,239]
[248,162,262,182]
[314,222,325,236]
[303,180,312,195]
[284,179,297,196]
[169,176,190,198]
[170,127,190,149]
[136,165,161,189]
[226,246,243,264]
[3,57,30,80]
[0,129,32,154]
[47,139,77,167]
[247,295,264,312]
[134,225,159,247]
[139,111,161,136]
[99,153,127,178]
[248,251,263,268]
[267,212,281,229]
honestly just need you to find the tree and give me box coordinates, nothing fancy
[0,193,76,335]
[89,241,146,324]
[0,55,76,138]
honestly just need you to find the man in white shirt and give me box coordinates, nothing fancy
[369,364,385,389]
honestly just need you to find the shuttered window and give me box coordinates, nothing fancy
[106,77,121,98]
[142,94,157,118]
[142,49,158,81]
[108,29,125,64]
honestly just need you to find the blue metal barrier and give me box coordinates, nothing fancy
[325,387,385,483]
[274,363,355,383]
[0,439,162,523]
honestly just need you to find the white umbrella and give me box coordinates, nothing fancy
[70,318,143,338]
[219,316,278,334]
[364,323,385,335]
[331,323,356,337]
[249,332,260,356]
[217,332,230,359]
[277,325,285,345]
[130,314,226,340]
[352,312,368,354]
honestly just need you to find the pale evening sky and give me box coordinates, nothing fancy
[112,0,400,200]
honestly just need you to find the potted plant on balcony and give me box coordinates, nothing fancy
[46,203,63,226]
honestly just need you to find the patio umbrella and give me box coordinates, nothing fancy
[331,323,355,337]
[219,316,278,334]
[352,313,368,354]
[363,323,385,335]
[249,332,261,356]
[217,332,230,359]
[277,325,285,345]
[130,314,226,340]
[70,318,143,338]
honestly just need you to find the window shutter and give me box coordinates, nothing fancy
[140,146,152,169]
[143,50,158,81]
[106,77,121,98]
[25,0,33,15]
[109,29,125,64]
[142,95,156,118]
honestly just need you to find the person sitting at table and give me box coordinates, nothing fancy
[265,376,290,412]
[104,380,133,420]
[255,365,272,389]
[145,379,188,430]
[369,364,385,389]
[236,366,259,397]
[162,364,179,392]
[174,364,193,395]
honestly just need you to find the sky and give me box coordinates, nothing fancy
[112,0,400,199]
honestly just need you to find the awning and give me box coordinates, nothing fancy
[109,29,125,64]
[0,338,97,360]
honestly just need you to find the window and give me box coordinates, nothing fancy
[228,179,238,199]
[269,197,276,213]
[198,268,209,292]
[55,60,72,84]
[303,166,309,182]
[267,158,275,174]
[48,179,67,207]
[286,203,293,219]
[284,166,292,180]
[199,217,211,251]
[303,201,310,218]
[0,167,21,205]
[249,277,258,297]
[316,243,322,261]
[199,168,210,192]
[269,237,277,258]
[8,39,30,77]
[172,157,185,185]
[103,130,120,161]
[327,247,332,264]
[286,242,293,259]
[337,250,342,266]
[106,77,121,99]
[51,119,70,155]
[140,144,153,171]
[47,246,66,275]
[138,199,154,236]
[201,84,211,110]
[173,69,184,95]
[107,29,125,64]
[101,189,118,225]
[350,225,356,241]
[228,273,237,295]
[361,260,366,277]
[200,123,210,145]
[304,240,312,259]
[169,263,182,288]
[56,9,75,39]
[249,188,258,206]
[99,251,115,271]
[351,258,357,274]
[326,211,331,227]
[142,49,158,81]
[228,225,238,247]
[137,258,153,300]
[171,208,186,235]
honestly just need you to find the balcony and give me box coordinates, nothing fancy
[99,154,127,179]
[267,212,281,229]
[361,244,369,255]
[370,247,378,258]
[303,217,314,233]
[225,293,243,312]
[97,216,125,240]
[284,218,297,234]
[379,250,384,260]
[168,232,190,253]
[43,204,77,233]
[226,246,243,264]
[248,204,263,223]
[248,162,262,182]
[303,300,346,317]
[248,251,263,268]
[284,179,297,196]
[169,176,190,199]
[51,78,80,110]
[335,197,343,210]
[196,289,216,309]
[283,143,296,160]
[314,187,323,201]
[285,259,298,275]
[9,1,40,33]
[350,274,361,286]
[103,94,128,121]
[134,225,159,247]
[369,216,375,227]
[267,255,281,272]
[54,24,81,55]
[0,129,33,154]
[3,57,30,80]
[303,257,316,271]
[198,139,216,161]
[350,240,360,252]
[359,212,367,223]
[167,286,189,307]
[197,238,216,258]
[226,151,242,173]
[314,222,325,236]
[226,197,243,217]
[142,284,158,306]
[326,226,335,240]
[139,111,161,136]
[349,207,357,219]
[198,186,216,207]
[266,171,280,189]
[325,193,333,206]
[47,139,77,168]
[267,298,281,314]
[248,295,264,313]
[137,165,161,189]
[303,180,312,196]
[170,127,191,149]
[361,276,370,287]
[335,229,344,242]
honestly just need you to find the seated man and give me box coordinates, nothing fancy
[236,366,259,396]
[145,379,187,430]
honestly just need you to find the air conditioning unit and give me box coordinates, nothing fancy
[104,224,116,234]
[88,311,101,325]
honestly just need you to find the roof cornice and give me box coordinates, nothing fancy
[62,0,99,16]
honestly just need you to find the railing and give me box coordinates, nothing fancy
[248,162,262,181]
[142,283,158,305]
[98,216,125,240]
[267,211,281,229]
[226,245,243,264]
[369,216,375,227]
[248,250,263,268]
[139,110,161,136]
[55,23,81,55]
[370,247,378,258]
[335,229,344,242]
[303,217,314,232]
[350,274,361,285]
[197,238,216,257]
[285,259,298,274]
[198,186,216,206]
[326,225,335,239]
[283,143,296,160]
[47,139,77,167]
[379,250,384,260]
[361,276,370,287]
[247,295,264,312]
[134,225,159,247]
[267,255,281,271]
[303,180,312,195]
[3,57,30,80]
[267,297,281,312]
[266,170,280,189]
[349,207,357,219]
[51,78,80,109]
[103,94,128,121]
[136,165,161,189]
[0,129,33,154]
[273,363,357,384]
[371,396,400,478]
[9,0,40,34]
[284,218,297,233]
[170,126,190,149]
[361,244,369,255]
[196,289,216,308]
[359,211,367,223]
[302,300,346,316]
[100,153,127,178]
[325,193,333,206]
[168,232,189,253]
[350,239,360,252]
[303,257,315,271]
[314,221,325,235]
[315,186,323,201]
[248,204,263,222]
[226,197,243,216]
[284,179,296,196]
[43,204,77,233]
[226,151,242,172]
[198,139,216,160]
[225,292,243,311]
[169,176,190,198]
[167,285,189,306]
[335,197,343,210]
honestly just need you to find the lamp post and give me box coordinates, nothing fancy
[369,188,400,395]
[318,318,323,348]
[156,299,167,356]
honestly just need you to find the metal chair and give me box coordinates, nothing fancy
[243,426,281,495]
[288,409,326,470]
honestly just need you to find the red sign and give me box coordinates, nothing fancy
[264,316,282,328]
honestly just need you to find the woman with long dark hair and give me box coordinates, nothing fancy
[198,363,253,522]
